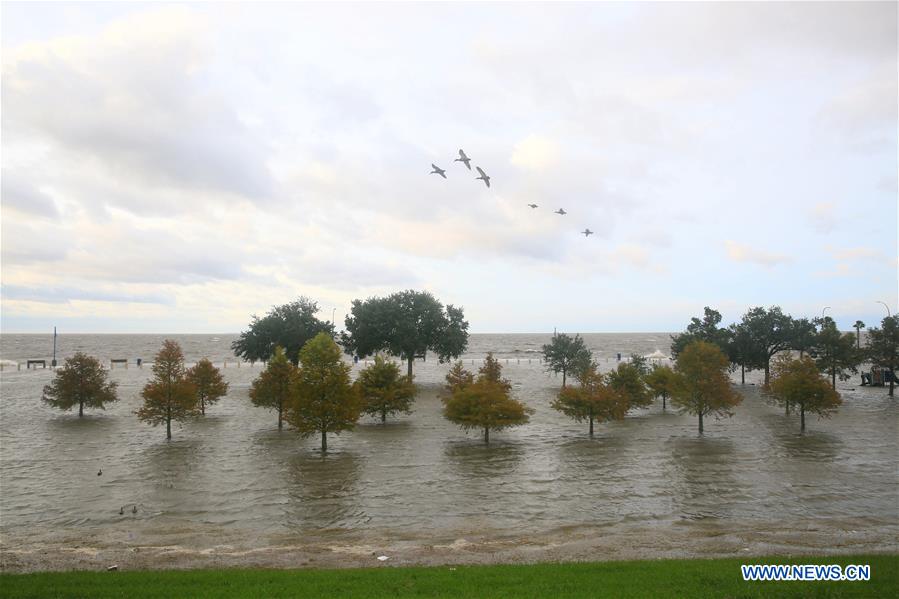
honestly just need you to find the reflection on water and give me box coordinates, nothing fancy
[285,451,365,530]
[1,334,897,549]
[669,437,739,520]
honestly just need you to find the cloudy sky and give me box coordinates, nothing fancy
[1,2,896,334]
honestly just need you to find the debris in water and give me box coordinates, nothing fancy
[107,565,118,571]
[377,555,389,561]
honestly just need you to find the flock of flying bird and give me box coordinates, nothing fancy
[430,149,594,237]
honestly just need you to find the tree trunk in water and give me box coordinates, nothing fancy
[764,362,770,386]
[831,365,836,390]
[484,427,489,444]
[589,414,594,437]
[698,411,703,435]
[407,356,414,379]
[800,405,806,432]
[561,368,567,389]
[856,330,860,349]
[321,429,327,452]
[381,409,386,423]
[786,401,790,415]
[277,404,282,430]
[201,399,205,416]
[662,394,666,411]
[166,406,172,440]
[79,401,84,418]
[890,376,894,397]
[741,364,745,385]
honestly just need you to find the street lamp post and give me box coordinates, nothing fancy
[822,306,831,319]
[875,301,892,318]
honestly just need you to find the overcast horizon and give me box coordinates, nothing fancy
[2,2,897,335]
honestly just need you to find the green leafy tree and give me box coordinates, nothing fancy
[727,322,757,384]
[185,358,229,415]
[629,353,649,376]
[541,332,592,388]
[670,307,731,358]
[249,346,297,429]
[342,290,469,378]
[287,332,361,452]
[789,317,818,358]
[644,364,678,411]
[232,297,334,365]
[671,340,742,434]
[444,361,474,395]
[552,362,627,436]
[442,356,532,443]
[853,320,865,349]
[357,355,416,423]
[739,306,795,385]
[866,316,899,397]
[768,355,841,432]
[606,362,652,410]
[137,340,198,440]
[42,352,118,417]
[809,318,861,390]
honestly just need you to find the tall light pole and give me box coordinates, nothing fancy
[331,307,337,325]
[876,301,891,317]
[822,306,831,319]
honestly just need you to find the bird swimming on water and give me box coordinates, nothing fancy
[97,469,102,476]
[475,166,491,188]
[527,204,538,209]
[454,149,472,170]
[430,164,447,178]
[555,208,567,215]
[582,229,594,237]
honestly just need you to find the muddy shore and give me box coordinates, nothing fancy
[3,517,896,573]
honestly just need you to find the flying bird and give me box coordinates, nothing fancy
[454,149,472,170]
[527,204,538,209]
[555,208,567,215]
[475,166,491,188]
[582,229,594,237]
[430,164,447,178]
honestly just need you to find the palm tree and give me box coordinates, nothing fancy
[853,320,866,349]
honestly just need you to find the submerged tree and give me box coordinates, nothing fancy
[357,355,417,423]
[768,355,841,432]
[442,356,532,443]
[250,346,297,429]
[232,297,334,366]
[788,317,818,359]
[287,332,361,452]
[542,332,592,388]
[866,316,899,397]
[444,361,475,395]
[809,318,861,390]
[342,290,469,378]
[605,362,652,410]
[670,307,731,358]
[740,306,795,385]
[137,340,197,440]
[671,340,742,434]
[552,362,627,436]
[727,322,757,384]
[643,364,678,411]
[185,358,229,415]
[42,352,119,417]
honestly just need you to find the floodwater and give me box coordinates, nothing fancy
[1,334,897,571]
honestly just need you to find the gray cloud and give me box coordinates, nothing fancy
[1,284,173,305]
[1,172,59,218]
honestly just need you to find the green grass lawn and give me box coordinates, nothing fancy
[2,554,896,598]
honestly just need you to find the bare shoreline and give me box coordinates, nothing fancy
[3,518,896,573]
